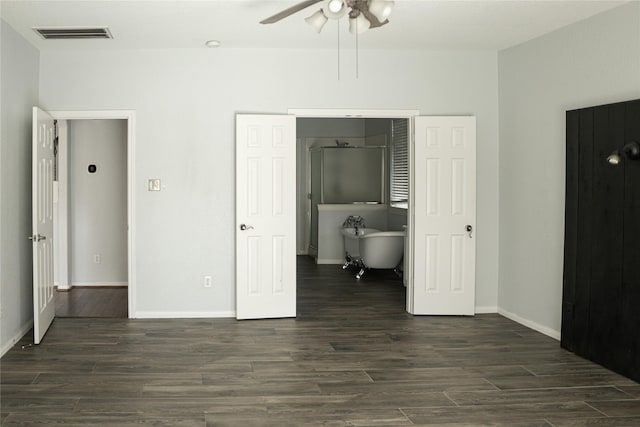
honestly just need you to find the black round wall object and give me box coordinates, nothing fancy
[88,164,97,173]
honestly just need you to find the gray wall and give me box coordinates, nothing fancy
[498,2,640,337]
[38,47,500,316]
[69,120,128,286]
[0,20,40,354]
[297,118,365,138]
[364,118,391,139]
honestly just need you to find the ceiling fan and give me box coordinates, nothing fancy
[260,0,395,34]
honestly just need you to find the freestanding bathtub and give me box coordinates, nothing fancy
[340,227,380,267]
[340,227,405,279]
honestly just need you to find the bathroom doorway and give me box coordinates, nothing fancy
[293,111,414,315]
[295,116,409,265]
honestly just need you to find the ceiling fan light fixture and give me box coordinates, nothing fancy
[322,0,348,19]
[368,0,394,22]
[349,13,370,34]
[328,0,344,13]
[305,9,329,32]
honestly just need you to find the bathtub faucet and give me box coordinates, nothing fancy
[342,215,366,234]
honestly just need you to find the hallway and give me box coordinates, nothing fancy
[55,287,128,318]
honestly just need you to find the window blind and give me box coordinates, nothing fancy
[391,119,408,206]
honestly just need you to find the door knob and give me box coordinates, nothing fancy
[28,234,46,242]
[239,224,254,231]
[465,225,473,238]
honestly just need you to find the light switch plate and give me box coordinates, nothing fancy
[148,179,161,191]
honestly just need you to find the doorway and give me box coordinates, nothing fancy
[292,109,417,316]
[51,110,136,318]
[296,116,408,260]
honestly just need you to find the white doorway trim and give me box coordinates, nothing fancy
[290,109,420,119]
[50,110,136,318]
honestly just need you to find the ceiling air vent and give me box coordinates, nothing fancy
[33,27,113,40]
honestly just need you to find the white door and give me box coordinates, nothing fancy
[31,107,56,343]
[410,116,476,315]
[235,114,297,319]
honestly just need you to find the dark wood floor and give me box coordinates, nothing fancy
[56,287,128,318]
[2,256,639,426]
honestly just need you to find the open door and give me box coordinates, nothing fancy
[235,114,297,319]
[410,116,476,315]
[31,107,56,343]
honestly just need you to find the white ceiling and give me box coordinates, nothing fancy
[0,0,629,51]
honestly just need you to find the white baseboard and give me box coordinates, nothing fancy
[498,307,561,341]
[475,306,498,314]
[316,258,344,265]
[1,319,34,357]
[133,311,236,319]
[70,282,128,288]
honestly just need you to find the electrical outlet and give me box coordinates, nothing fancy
[94,254,101,264]
[204,276,212,288]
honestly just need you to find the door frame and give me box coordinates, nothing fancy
[50,110,136,317]
[289,108,419,313]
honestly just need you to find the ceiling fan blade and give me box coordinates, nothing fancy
[361,9,389,29]
[260,0,324,24]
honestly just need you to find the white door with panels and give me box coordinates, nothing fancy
[235,114,297,319]
[411,116,476,315]
[31,107,56,343]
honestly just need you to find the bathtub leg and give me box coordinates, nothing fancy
[355,268,366,280]
[342,255,352,270]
